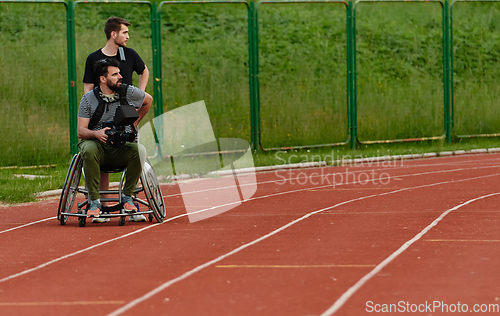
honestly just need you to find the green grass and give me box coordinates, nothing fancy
[0,165,66,204]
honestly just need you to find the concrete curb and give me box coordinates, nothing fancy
[35,147,500,198]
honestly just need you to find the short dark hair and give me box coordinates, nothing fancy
[104,16,130,40]
[93,58,120,81]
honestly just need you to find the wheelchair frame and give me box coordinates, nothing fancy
[57,153,166,227]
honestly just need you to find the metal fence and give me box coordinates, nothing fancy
[1,0,499,166]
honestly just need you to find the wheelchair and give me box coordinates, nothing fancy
[57,153,166,227]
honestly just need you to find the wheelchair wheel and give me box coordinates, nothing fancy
[141,160,166,223]
[79,216,86,227]
[58,154,83,225]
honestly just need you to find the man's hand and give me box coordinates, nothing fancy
[78,117,111,142]
[95,127,111,144]
[133,119,141,131]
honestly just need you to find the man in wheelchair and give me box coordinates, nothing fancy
[77,58,153,223]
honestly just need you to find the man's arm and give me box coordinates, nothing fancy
[77,117,109,143]
[84,83,95,94]
[137,65,149,91]
[83,53,97,93]
[134,92,153,130]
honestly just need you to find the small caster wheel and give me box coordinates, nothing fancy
[79,217,86,227]
[60,214,67,226]
[119,216,126,226]
[148,214,153,222]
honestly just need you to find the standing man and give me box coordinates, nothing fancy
[83,16,149,93]
[78,58,152,222]
[83,16,150,222]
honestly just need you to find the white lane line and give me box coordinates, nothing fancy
[0,201,258,284]
[0,223,159,284]
[320,192,500,316]
[162,161,500,198]
[158,164,500,228]
[0,300,125,306]
[0,217,55,235]
[106,172,500,316]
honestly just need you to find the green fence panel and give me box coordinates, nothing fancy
[257,1,348,150]
[355,1,446,144]
[451,1,500,138]
[0,1,69,167]
[157,2,251,146]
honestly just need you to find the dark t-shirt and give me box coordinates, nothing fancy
[83,47,146,86]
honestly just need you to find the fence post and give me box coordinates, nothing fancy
[346,0,351,150]
[254,2,261,151]
[348,0,357,150]
[443,0,452,143]
[249,1,260,152]
[67,0,78,156]
[152,1,163,119]
[449,1,454,132]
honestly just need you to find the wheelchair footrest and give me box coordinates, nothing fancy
[91,210,152,218]
[102,204,124,213]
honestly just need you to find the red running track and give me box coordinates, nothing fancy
[1,154,500,316]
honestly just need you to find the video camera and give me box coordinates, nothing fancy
[103,105,139,148]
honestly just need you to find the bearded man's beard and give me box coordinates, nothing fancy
[107,79,123,92]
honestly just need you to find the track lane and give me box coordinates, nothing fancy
[329,193,500,315]
[1,154,500,315]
